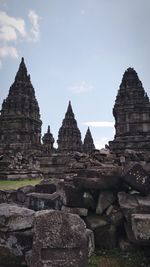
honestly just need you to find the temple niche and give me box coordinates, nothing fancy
[83,127,95,153]
[0,58,42,155]
[57,101,82,153]
[109,68,150,153]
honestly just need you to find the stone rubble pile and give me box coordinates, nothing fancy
[0,162,150,266]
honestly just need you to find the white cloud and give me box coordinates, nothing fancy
[0,46,19,59]
[0,10,41,68]
[69,81,93,94]
[0,11,27,42]
[83,121,114,127]
[28,10,40,41]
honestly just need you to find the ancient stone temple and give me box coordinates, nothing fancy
[83,127,95,153]
[0,57,42,154]
[109,67,150,153]
[57,101,82,152]
[42,125,55,154]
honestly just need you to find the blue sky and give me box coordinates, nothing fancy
[0,0,150,148]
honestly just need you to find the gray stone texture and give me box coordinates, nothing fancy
[0,203,35,232]
[31,210,88,267]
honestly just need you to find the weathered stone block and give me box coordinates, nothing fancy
[121,164,150,195]
[0,204,35,232]
[131,214,150,244]
[118,192,150,222]
[96,191,116,214]
[27,192,62,211]
[74,175,120,190]
[31,210,88,267]
[61,206,88,217]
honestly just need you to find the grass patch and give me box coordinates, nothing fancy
[89,249,150,267]
[0,179,41,190]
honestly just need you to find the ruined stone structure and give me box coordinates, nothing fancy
[57,101,82,153]
[0,58,42,155]
[109,68,150,153]
[42,125,55,154]
[83,127,95,153]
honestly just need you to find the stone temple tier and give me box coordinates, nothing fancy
[83,127,95,153]
[57,101,82,152]
[109,67,150,153]
[0,58,42,154]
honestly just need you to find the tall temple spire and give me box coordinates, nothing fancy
[15,57,30,82]
[66,100,74,117]
[83,127,95,153]
[109,67,150,153]
[57,101,82,152]
[0,57,42,153]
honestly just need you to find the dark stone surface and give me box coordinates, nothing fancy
[35,183,56,194]
[31,210,88,267]
[58,182,84,207]
[121,163,150,195]
[74,175,121,190]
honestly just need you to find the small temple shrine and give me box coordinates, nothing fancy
[83,127,95,153]
[109,67,150,153]
[57,101,83,153]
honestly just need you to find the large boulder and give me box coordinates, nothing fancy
[31,210,88,267]
[121,164,150,195]
[0,204,35,232]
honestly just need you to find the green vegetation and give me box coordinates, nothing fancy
[89,249,150,267]
[0,179,41,190]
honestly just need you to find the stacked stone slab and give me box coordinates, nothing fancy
[83,127,95,153]
[109,68,150,153]
[0,57,42,154]
[57,101,82,152]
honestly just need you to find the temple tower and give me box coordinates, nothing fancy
[109,67,150,153]
[42,125,55,154]
[0,57,42,154]
[57,101,82,152]
[83,127,95,153]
